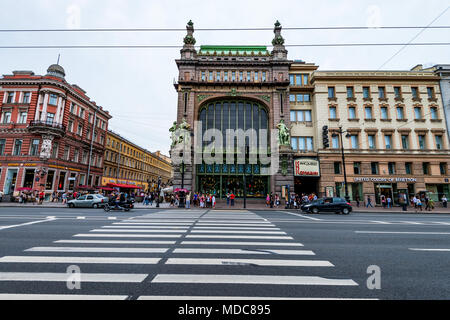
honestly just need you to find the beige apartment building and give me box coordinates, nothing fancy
[290,67,449,204]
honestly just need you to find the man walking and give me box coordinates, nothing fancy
[366,195,373,208]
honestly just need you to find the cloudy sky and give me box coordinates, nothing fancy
[1,0,449,155]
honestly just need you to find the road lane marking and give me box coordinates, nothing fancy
[76,217,85,220]
[278,211,322,221]
[0,294,128,300]
[190,230,286,235]
[356,231,450,235]
[181,241,303,246]
[107,217,117,220]
[55,240,176,245]
[90,229,187,233]
[74,233,182,238]
[165,258,333,267]
[196,223,276,227]
[113,222,193,226]
[172,248,314,255]
[193,226,280,230]
[185,235,293,240]
[152,274,358,286]
[398,221,422,225]
[0,217,56,231]
[103,225,189,229]
[138,296,376,300]
[409,248,450,252]
[371,221,391,224]
[25,247,169,253]
[0,272,147,282]
[0,256,161,264]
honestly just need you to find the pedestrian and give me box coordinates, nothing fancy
[415,197,422,212]
[442,195,448,208]
[0,190,3,202]
[386,196,392,209]
[200,194,205,208]
[39,191,44,205]
[266,194,270,207]
[212,194,216,209]
[427,198,434,212]
[186,192,191,209]
[366,196,373,208]
[380,194,386,209]
[355,195,360,207]
[230,192,235,206]
[400,193,408,212]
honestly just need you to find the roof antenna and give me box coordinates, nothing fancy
[57,54,61,65]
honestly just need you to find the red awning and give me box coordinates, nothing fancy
[97,186,115,191]
[106,183,142,189]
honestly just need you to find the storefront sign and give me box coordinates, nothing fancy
[294,158,320,177]
[354,177,417,183]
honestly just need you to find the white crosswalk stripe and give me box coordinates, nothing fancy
[152,274,357,286]
[0,209,362,300]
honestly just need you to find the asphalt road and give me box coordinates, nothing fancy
[0,207,449,300]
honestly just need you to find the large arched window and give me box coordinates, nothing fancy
[199,100,268,149]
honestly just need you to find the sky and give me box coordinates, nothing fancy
[0,0,449,155]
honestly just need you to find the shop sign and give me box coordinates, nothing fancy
[294,158,320,177]
[354,177,417,183]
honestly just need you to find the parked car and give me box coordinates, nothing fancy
[301,197,352,214]
[67,194,107,208]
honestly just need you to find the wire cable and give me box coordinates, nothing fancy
[1,43,449,49]
[1,26,450,32]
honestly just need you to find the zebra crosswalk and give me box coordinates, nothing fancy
[0,209,366,300]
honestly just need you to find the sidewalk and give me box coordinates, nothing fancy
[0,201,172,209]
[0,200,449,214]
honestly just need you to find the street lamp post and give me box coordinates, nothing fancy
[178,159,185,208]
[156,176,161,208]
[332,127,351,202]
[243,146,249,209]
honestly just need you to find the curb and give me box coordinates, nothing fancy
[0,205,449,214]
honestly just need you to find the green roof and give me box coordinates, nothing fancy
[198,45,269,56]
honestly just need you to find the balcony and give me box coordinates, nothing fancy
[27,120,66,137]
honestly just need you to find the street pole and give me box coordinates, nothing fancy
[243,146,248,209]
[179,160,185,208]
[156,176,161,207]
[339,127,350,202]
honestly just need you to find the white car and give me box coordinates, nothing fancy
[67,194,107,208]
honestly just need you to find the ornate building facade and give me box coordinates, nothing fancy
[0,64,111,199]
[172,21,294,198]
[172,21,450,204]
[102,130,173,191]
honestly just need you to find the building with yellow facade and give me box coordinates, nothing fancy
[102,130,173,192]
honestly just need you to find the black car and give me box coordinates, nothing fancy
[301,197,352,214]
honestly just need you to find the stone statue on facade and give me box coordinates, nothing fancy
[169,121,178,147]
[276,120,290,146]
[178,118,191,146]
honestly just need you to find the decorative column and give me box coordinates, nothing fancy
[55,96,63,124]
[40,93,49,121]
[35,93,43,120]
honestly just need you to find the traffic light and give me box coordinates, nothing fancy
[322,125,329,148]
